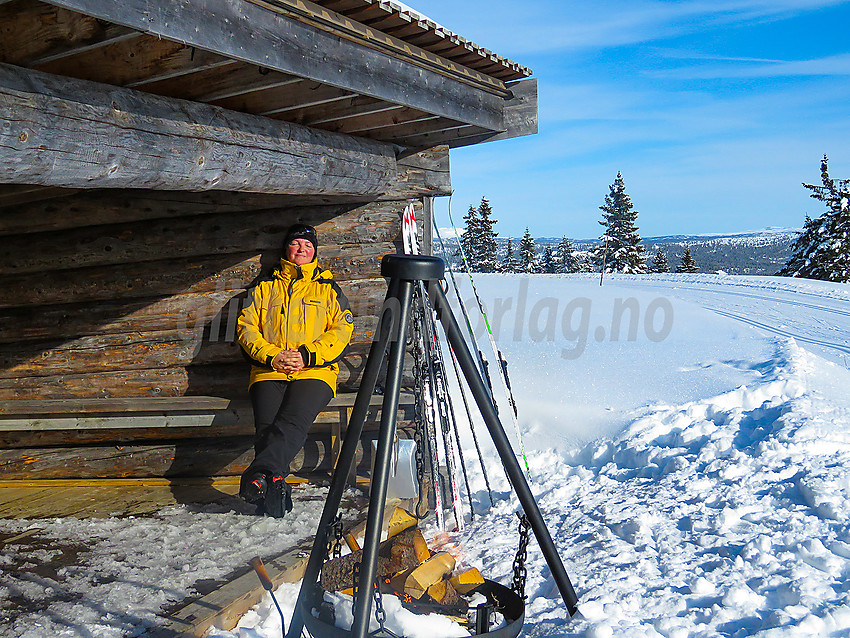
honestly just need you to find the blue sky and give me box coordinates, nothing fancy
[414,0,850,239]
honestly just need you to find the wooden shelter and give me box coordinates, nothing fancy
[0,0,537,485]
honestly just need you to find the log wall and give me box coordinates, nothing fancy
[0,148,447,479]
[0,192,421,401]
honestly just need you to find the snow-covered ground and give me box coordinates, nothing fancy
[3,273,850,637]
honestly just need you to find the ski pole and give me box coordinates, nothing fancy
[250,557,286,637]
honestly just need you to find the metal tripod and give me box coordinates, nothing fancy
[286,255,578,638]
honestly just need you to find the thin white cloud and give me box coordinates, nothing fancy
[650,53,850,79]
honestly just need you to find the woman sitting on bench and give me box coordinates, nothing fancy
[236,224,354,517]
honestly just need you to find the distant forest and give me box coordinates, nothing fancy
[434,230,798,276]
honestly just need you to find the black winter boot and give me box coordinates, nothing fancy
[264,475,293,518]
[240,472,268,505]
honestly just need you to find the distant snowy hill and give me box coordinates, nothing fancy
[436,228,800,275]
[582,228,800,275]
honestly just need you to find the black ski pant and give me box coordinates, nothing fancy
[240,379,333,490]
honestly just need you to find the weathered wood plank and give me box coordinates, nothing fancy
[0,430,411,478]
[368,117,467,142]
[44,0,509,131]
[0,203,402,274]
[0,63,397,194]
[0,354,415,400]
[329,106,436,135]
[289,95,399,127]
[0,184,79,209]
[213,78,355,117]
[0,154,448,232]
[137,60,301,101]
[34,33,234,88]
[0,280,387,343]
[152,546,312,637]
[0,243,394,307]
[396,78,537,149]
[0,322,378,379]
[0,0,138,66]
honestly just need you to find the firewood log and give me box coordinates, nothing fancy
[427,579,463,607]
[399,552,456,600]
[321,526,429,592]
[448,567,485,594]
[386,507,418,538]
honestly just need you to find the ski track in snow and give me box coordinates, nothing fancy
[4,274,850,638]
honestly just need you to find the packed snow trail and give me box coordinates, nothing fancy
[608,273,850,365]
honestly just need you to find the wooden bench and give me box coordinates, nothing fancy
[0,393,415,481]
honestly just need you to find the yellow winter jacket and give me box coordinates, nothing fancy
[237,259,354,394]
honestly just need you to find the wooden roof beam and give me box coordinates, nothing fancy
[290,97,401,126]
[209,79,353,116]
[0,0,138,66]
[0,63,398,196]
[137,62,303,103]
[33,35,235,88]
[331,108,436,135]
[41,0,510,131]
[395,78,537,150]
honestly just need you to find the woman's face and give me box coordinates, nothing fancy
[286,238,315,265]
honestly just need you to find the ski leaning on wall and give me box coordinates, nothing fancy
[439,201,530,475]
[401,204,467,532]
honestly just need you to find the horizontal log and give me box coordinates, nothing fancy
[0,201,405,274]
[0,245,393,308]
[0,184,80,209]
[0,323,379,379]
[0,431,412,478]
[0,63,397,194]
[0,280,387,343]
[0,419,416,449]
[0,392,414,416]
[0,190,309,236]
[0,357,415,400]
[0,147,448,217]
[0,188,427,238]
[0,436,282,478]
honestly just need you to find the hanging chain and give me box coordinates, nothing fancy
[324,513,343,561]
[511,513,531,599]
[410,292,431,518]
[372,578,387,633]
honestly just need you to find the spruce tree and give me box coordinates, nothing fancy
[651,246,670,273]
[676,246,699,273]
[501,238,520,273]
[459,204,482,270]
[779,156,850,282]
[554,236,580,273]
[540,246,557,273]
[593,172,647,273]
[476,197,500,273]
[577,256,595,273]
[518,228,537,273]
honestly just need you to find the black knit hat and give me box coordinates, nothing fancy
[282,223,318,259]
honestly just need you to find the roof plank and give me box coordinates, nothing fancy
[42,0,509,132]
